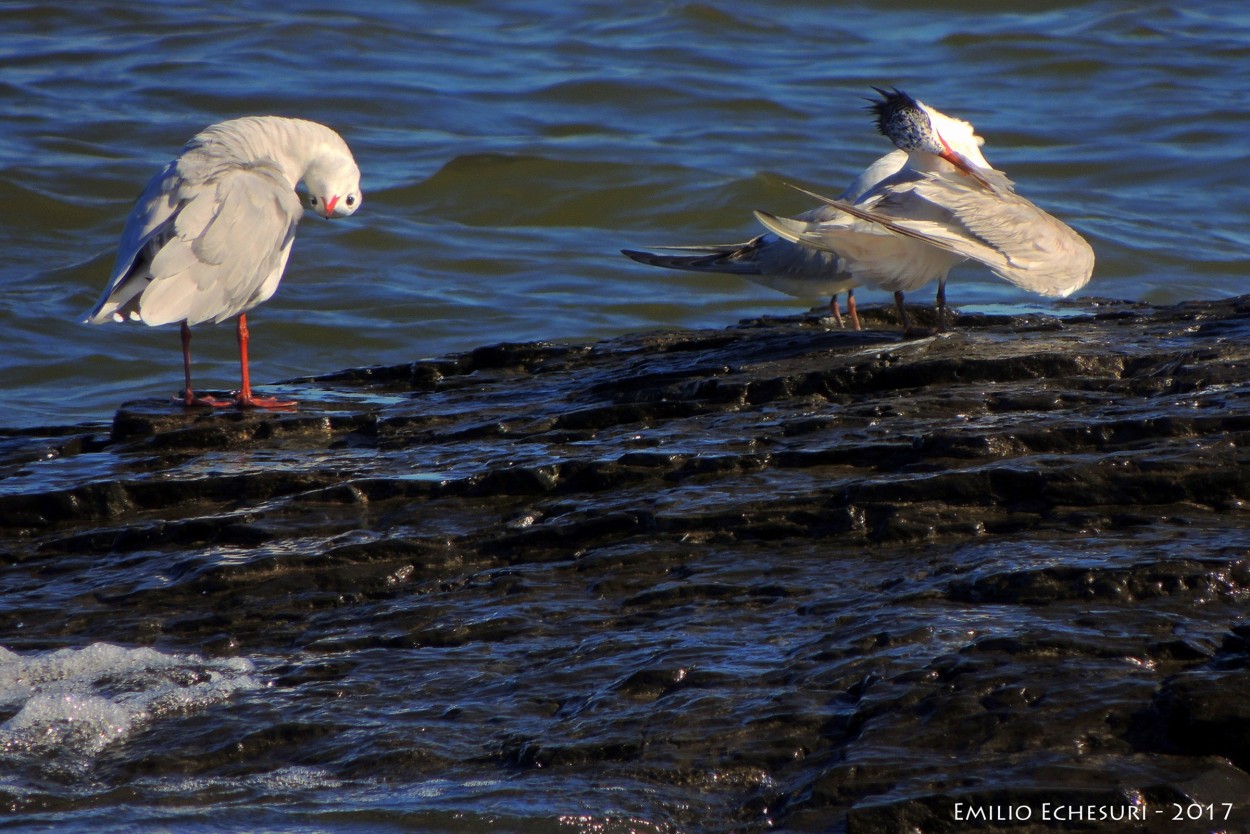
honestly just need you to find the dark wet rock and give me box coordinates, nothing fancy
[948,557,1250,605]
[6,297,1250,832]
[1150,668,1250,769]
[124,721,342,777]
[1133,621,1250,777]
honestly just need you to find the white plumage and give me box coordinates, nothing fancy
[756,89,1093,330]
[626,88,1094,334]
[782,170,1095,300]
[85,116,362,408]
[622,149,909,330]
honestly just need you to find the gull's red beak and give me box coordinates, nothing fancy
[323,195,339,218]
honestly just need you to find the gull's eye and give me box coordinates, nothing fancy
[345,194,356,207]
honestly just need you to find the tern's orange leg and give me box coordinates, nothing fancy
[233,313,296,410]
[894,290,916,335]
[847,289,861,332]
[828,295,845,329]
[934,279,948,333]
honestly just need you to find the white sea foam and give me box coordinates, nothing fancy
[0,643,261,769]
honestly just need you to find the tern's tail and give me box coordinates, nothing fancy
[621,244,763,276]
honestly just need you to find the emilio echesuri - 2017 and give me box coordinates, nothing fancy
[953,803,1146,823]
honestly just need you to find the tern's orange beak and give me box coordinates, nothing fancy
[323,195,339,218]
[937,137,997,192]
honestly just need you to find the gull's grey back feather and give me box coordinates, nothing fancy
[134,163,302,326]
[85,161,183,322]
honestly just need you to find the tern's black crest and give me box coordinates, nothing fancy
[867,86,930,151]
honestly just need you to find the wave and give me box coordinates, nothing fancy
[0,643,261,777]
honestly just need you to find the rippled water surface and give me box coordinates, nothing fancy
[5,1,1250,429]
[4,2,1250,831]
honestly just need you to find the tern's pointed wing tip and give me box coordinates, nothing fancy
[621,248,664,266]
[780,182,844,208]
[751,208,780,228]
[753,210,806,244]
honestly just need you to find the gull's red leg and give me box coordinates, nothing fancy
[177,321,232,408]
[232,313,296,409]
[181,321,192,398]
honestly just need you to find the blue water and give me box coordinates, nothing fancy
[3,1,1250,429]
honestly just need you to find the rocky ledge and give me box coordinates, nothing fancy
[3,297,1250,832]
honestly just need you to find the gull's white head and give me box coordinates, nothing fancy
[304,151,363,220]
[869,87,994,186]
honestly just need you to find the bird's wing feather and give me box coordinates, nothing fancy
[624,231,857,288]
[82,162,183,322]
[619,151,919,297]
[787,178,1094,298]
[904,175,1094,296]
[138,163,303,326]
[785,181,995,258]
[630,242,756,253]
[621,243,765,275]
[839,149,909,203]
[753,209,894,264]
[111,162,182,281]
